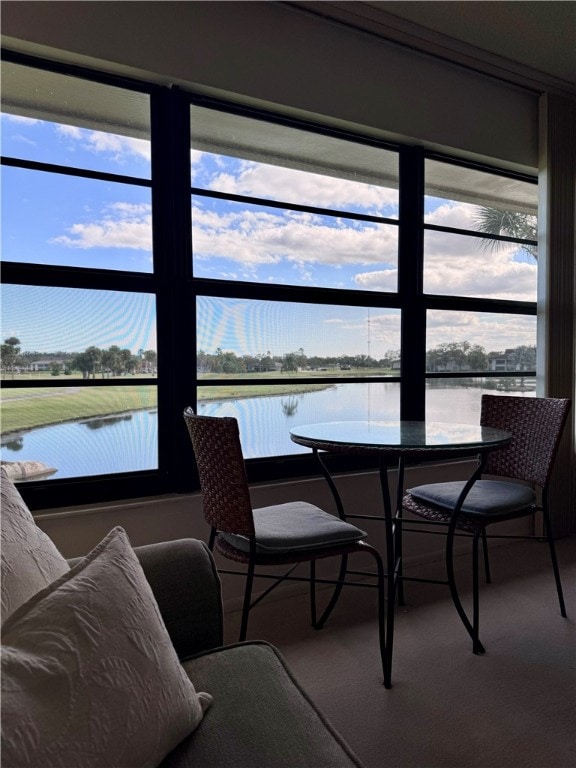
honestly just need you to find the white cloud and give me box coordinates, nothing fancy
[57,125,83,139]
[54,124,151,162]
[192,205,398,270]
[421,202,537,301]
[425,201,478,229]
[427,309,536,350]
[50,203,152,251]
[208,161,398,215]
[354,269,397,292]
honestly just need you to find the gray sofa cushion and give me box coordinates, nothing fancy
[159,642,363,768]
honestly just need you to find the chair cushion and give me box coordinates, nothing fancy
[406,479,535,517]
[220,502,366,554]
[1,467,70,625]
[1,526,212,768]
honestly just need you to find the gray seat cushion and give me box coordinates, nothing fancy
[159,642,363,768]
[407,479,535,517]
[220,502,366,554]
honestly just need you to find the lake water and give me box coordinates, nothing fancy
[1,382,533,479]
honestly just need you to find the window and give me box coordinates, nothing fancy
[423,160,538,421]
[0,52,537,508]
[1,56,160,505]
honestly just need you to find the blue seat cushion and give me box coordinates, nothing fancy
[220,502,367,554]
[407,480,535,517]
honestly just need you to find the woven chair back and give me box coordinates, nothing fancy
[481,395,570,487]
[183,409,255,536]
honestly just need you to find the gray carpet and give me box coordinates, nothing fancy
[223,537,576,768]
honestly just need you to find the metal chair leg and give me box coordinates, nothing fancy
[310,560,317,627]
[472,534,482,654]
[446,523,485,654]
[370,548,390,689]
[481,529,491,584]
[314,554,349,630]
[239,560,255,642]
[542,504,567,617]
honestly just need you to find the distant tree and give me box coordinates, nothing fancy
[281,354,299,373]
[1,337,21,378]
[466,344,488,371]
[50,362,62,376]
[120,348,136,374]
[85,346,102,379]
[143,350,157,374]
[71,351,93,379]
[102,346,123,377]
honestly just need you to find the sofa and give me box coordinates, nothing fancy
[0,469,365,768]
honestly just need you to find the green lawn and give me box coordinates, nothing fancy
[1,386,157,435]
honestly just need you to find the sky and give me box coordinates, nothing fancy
[1,114,537,358]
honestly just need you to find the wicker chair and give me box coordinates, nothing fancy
[401,395,571,654]
[183,409,391,687]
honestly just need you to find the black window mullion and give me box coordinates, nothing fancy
[149,88,194,492]
[398,146,426,420]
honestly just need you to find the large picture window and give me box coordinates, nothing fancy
[0,52,537,508]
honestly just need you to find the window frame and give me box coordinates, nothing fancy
[0,50,538,510]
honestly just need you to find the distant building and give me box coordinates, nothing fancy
[27,359,66,372]
[488,349,534,372]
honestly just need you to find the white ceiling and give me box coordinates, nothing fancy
[364,1,576,88]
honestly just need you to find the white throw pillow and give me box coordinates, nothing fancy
[1,526,212,768]
[0,467,69,625]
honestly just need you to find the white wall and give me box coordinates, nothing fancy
[1,0,538,171]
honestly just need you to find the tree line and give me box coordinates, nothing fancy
[2,337,536,378]
[0,338,157,378]
[198,342,536,374]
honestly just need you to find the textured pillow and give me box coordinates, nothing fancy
[1,526,212,768]
[0,467,69,625]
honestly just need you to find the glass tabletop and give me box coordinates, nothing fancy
[290,420,511,452]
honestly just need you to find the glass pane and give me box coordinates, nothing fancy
[426,377,535,424]
[1,62,151,178]
[1,284,157,480]
[425,159,537,224]
[2,167,152,271]
[197,297,401,377]
[190,105,399,214]
[1,285,157,380]
[0,385,158,480]
[192,197,398,290]
[423,230,537,301]
[198,381,400,458]
[426,310,536,372]
[424,159,538,300]
[190,105,398,290]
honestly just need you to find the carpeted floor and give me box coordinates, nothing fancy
[223,537,576,768]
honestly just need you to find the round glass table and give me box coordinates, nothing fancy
[290,420,512,686]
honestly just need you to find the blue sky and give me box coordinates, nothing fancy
[1,114,537,357]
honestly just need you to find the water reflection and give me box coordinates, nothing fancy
[3,436,24,452]
[1,381,533,479]
[1,409,158,480]
[281,395,301,417]
[82,414,133,430]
